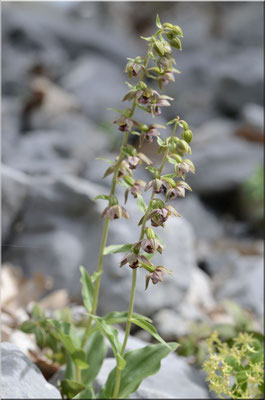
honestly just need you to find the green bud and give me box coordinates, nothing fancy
[176,140,191,154]
[172,25,183,37]
[180,120,189,130]
[172,154,182,163]
[139,123,149,132]
[170,38,182,50]
[146,227,155,239]
[123,176,135,186]
[109,194,118,206]
[154,42,165,57]
[182,129,193,143]
[165,32,175,41]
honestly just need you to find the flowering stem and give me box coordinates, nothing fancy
[81,50,153,349]
[112,121,178,397]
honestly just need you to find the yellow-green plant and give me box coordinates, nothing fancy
[203,331,264,399]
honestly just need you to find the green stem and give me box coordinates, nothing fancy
[81,48,153,349]
[112,268,137,399]
[75,365,81,383]
[112,120,178,398]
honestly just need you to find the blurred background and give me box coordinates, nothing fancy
[1,0,264,393]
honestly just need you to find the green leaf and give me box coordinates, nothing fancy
[32,303,45,320]
[103,243,134,255]
[65,353,76,381]
[91,271,102,283]
[153,232,166,247]
[48,320,77,354]
[101,342,178,399]
[157,136,166,147]
[81,331,107,385]
[136,194,147,213]
[103,311,152,325]
[95,157,113,164]
[90,315,125,370]
[156,14,162,28]
[167,156,177,165]
[167,118,177,125]
[61,379,86,400]
[72,350,89,369]
[20,320,36,334]
[93,194,111,201]
[130,316,172,348]
[80,266,94,313]
[73,387,95,399]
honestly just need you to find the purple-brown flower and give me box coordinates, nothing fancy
[140,123,163,144]
[113,115,137,132]
[144,178,171,194]
[147,205,180,227]
[166,181,192,200]
[140,238,163,254]
[175,159,195,178]
[145,266,173,290]
[120,253,152,269]
[125,179,145,202]
[101,205,129,220]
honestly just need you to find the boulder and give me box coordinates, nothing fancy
[213,254,264,317]
[215,49,263,115]
[186,119,263,195]
[1,342,61,399]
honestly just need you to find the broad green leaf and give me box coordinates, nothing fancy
[90,315,125,370]
[48,320,77,354]
[136,194,147,213]
[80,266,94,313]
[61,379,86,400]
[103,243,133,255]
[81,331,107,385]
[20,320,36,334]
[72,350,89,369]
[65,353,76,381]
[73,387,95,399]
[101,342,178,398]
[130,317,170,348]
[103,311,152,325]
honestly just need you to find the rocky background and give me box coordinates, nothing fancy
[1,1,264,399]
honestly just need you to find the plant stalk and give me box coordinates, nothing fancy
[112,120,178,397]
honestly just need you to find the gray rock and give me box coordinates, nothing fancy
[2,98,21,163]
[172,194,224,240]
[241,103,264,134]
[1,342,61,399]
[186,119,263,194]
[60,55,126,124]
[215,49,263,114]
[213,254,264,317]
[1,165,31,242]
[6,123,107,177]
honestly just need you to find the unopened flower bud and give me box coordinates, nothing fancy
[182,129,193,143]
[170,38,182,50]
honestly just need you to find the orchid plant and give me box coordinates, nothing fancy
[21,15,195,399]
